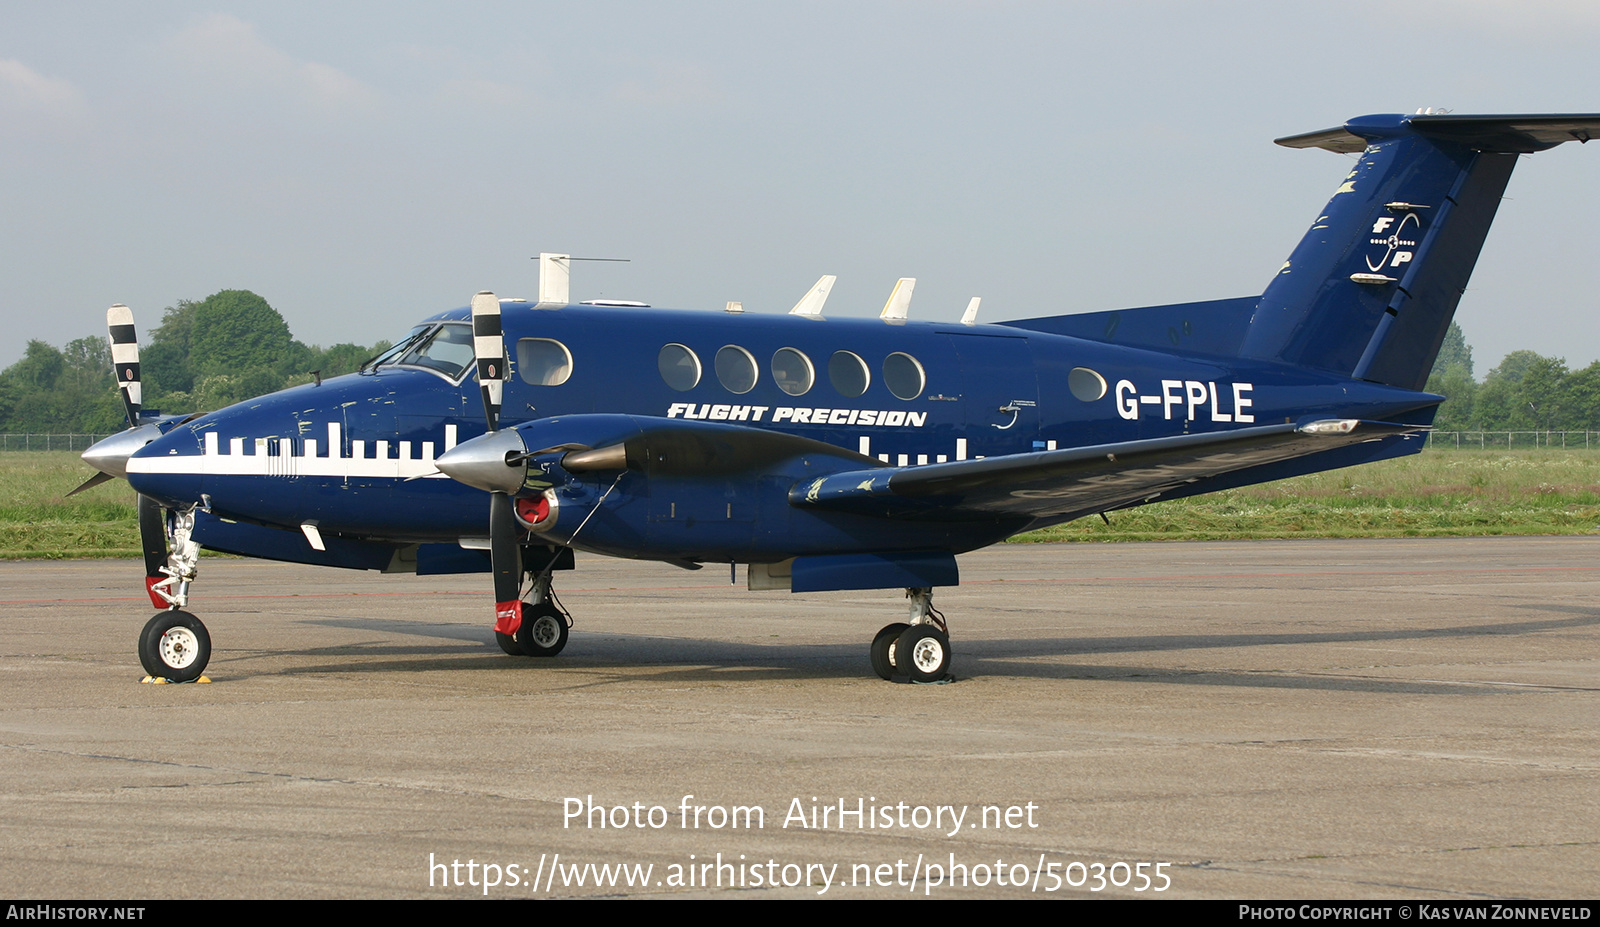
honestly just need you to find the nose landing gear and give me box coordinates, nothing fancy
[496,561,573,658]
[138,505,212,682]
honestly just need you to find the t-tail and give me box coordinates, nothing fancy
[1242,113,1599,391]
[1003,113,1598,389]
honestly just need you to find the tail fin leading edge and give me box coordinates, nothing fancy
[1242,112,1599,391]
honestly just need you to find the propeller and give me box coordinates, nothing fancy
[68,305,174,606]
[469,291,525,637]
[72,305,157,495]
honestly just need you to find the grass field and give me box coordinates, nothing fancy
[2,448,1598,559]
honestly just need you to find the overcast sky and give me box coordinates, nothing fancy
[2,1,1596,375]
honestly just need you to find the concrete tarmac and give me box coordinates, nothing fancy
[1,536,1596,899]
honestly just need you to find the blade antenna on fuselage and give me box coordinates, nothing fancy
[789,275,836,317]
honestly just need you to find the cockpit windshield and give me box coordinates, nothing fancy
[369,322,475,380]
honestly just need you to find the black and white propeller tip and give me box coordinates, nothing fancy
[107,304,142,426]
[471,291,505,432]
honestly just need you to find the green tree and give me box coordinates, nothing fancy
[143,299,199,396]
[1472,350,1544,430]
[0,340,121,432]
[1429,321,1474,380]
[1424,322,1476,430]
[1520,355,1569,430]
[313,343,380,378]
[1565,361,1600,431]
[189,290,291,379]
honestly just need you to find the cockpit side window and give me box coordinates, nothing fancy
[396,323,475,380]
[364,325,431,372]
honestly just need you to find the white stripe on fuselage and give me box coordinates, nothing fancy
[125,423,456,479]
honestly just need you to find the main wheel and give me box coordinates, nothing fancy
[870,622,910,681]
[894,625,951,683]
[516,602,569,657]
[139,610,211,682]
[495,631,524,656]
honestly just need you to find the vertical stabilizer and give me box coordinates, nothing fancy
[1238,114,1549,390]
[1240,114,1600,389]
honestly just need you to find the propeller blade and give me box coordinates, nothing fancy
[137,494,168,608]
[65,471,115,497]
[489,491,523,635]
[470,289,526,637]
[470,291,505,432]
[107,304,142,426]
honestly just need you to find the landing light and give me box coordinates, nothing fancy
[1300,419,1360,435]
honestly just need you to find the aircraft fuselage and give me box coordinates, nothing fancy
[127,303,1437,566]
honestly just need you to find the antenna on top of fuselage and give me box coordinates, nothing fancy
[789,275,836,317]
[960,297,981,326]
[532,252,629,307]
[880,277,915,321]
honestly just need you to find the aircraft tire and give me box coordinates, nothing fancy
[870,622,910,681]
[139,610,211,682]
[495,631,525,656]
[516,603,569,657]
[894,626,951,683]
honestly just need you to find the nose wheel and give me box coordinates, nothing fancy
[496,566,572,658]
[515,602,570,657]
[138,610,211,682]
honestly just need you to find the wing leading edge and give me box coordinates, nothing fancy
[789,420,1426,522]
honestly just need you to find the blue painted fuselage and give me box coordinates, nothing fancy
[126,302,1438,567]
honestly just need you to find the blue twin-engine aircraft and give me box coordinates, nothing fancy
[79,111,1597,684]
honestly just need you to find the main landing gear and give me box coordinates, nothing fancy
[138,504,212,683]
[496,567,572,658]
[870,587,952,684]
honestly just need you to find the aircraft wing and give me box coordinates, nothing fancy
[790,419,1425,522]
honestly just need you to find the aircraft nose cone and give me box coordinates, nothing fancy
[436,429,528,494]
[123,420,206,509]
[81,423,164,479]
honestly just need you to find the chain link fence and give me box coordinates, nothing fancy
[0,434,114,451]
[1426,431,1600,449]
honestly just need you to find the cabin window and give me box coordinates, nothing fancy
[1069,366,1107,402]
[716,345,758,394]
[828,351,870,398]
[772,347,814,396]
[516,338,573,386]
[658,344,701,391]
[883,352,925,400]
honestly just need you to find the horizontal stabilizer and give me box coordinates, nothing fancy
[1277,113,1600,154]
[791,420,1425,522]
